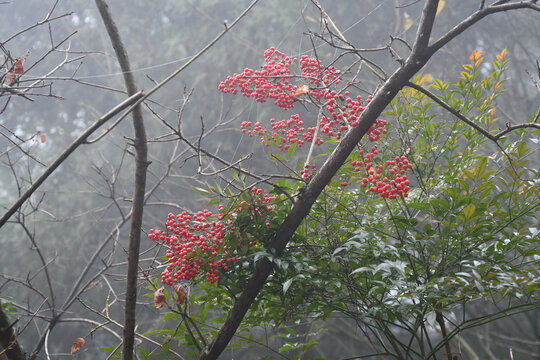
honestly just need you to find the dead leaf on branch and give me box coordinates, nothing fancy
[154,287,166,308]
[291,84,309,97]
[4,71,16,85]
[174,284,187,305]
[70,337,85,354]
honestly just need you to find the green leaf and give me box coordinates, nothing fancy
[408,201,431,211]
[206,197,221,206]
[163,312,180,320]
[332,246,345,256]
[213,180,223,194]
[270,153,287,162]
[522,248,538,256]
[192,186,212,196]
[200,306,208,322]
[279,343,296,352]
[475,157,488,178]
[287,142,297,159]
[442,187,461,200]
[426,311,437,328]
[351,267,372,275]
[138,347,149,358]
[253,251,272,263]
[431,198,450,213]
[283,278,294,294]
[474,280,485,292]
[231,168,240,182]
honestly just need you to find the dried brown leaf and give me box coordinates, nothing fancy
[154,287,166,308]
[5,71,16,85]
[174,284,187,305]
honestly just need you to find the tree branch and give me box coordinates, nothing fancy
[94,1,148,359]
[0,91,144,229]
[410,0,439,59]
[429,0,540,55]
[406,81,540,140]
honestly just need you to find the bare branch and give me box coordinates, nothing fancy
[406,81,540,141]
[410,0,439,58]
[0,91,144,228]
[429,1,540,55]
[2,9,73,45]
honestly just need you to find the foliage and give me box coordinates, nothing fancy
[144,48,539,359]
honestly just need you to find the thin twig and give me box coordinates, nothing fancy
[406,81,540,140]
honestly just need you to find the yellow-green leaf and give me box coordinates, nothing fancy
[404,12,413,31]
[475,157,488,178]
[419,74,434,85]
[436,0,445,16]
[463,204,476,220]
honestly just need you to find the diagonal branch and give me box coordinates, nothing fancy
[406,81,496,140]
[1,0,72,45]
[406,81,540,140]
[428,0,540,55]
[0,91,144,229]
[410,0,439,59]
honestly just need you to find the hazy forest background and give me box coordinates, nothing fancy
[0,0,539,359]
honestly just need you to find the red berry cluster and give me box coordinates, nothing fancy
[347,143,412,199]
[224,49,388,153]
[239,93,381,150]
[301,164,317,181]
[222,48,412,197]
[318,92,371,140]
[218,47,341,111]
[149,187,276,285]
[242,114,321,151]
[366,118,388,141]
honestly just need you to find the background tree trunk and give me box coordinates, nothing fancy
[94,1,148,358]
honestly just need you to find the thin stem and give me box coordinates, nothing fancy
[436,312,453,360]
[305,105,323,166]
